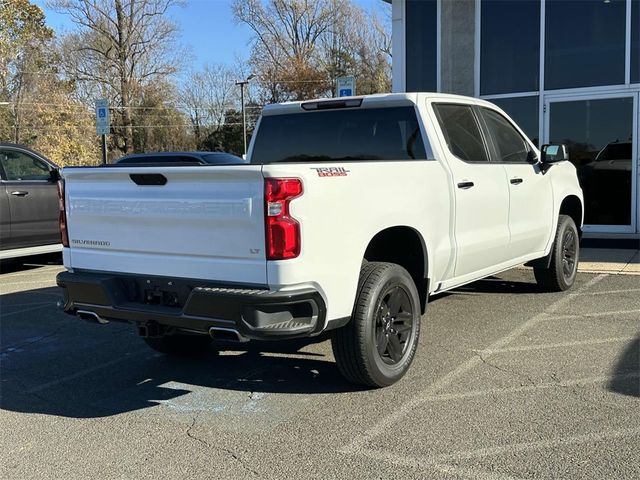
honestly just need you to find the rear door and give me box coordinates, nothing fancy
[63,165,268,285]
[479,107,554,256]
[0,147,59,248]
[431,102,511,278]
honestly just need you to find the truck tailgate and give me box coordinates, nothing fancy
[63,166,267,285]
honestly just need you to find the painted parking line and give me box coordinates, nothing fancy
[431,427,640,463]
[354,428,640,476]
[418,372,640,403]
[545,309,640,321]
[479,336,638,354]
[574,288,640,296]
[0,279,58,288]
[0,301,54,309]
[25,351,154,394]
[340,274,607,455]
[0,303,53,319]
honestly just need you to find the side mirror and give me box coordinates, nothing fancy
[539,144,569,173]
[540,144,569,164]
[49,168,61,182]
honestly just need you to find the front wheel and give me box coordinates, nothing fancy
[534,214,580,292]
[331,262,422,388]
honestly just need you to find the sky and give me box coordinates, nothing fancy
[33,0,387,70]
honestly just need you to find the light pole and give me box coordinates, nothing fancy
[236,74,255,157]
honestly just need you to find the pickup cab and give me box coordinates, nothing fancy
[56,93,583,387]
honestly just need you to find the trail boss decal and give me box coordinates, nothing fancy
[311,167,350,177]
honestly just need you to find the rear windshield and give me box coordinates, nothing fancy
[251,106,428,164]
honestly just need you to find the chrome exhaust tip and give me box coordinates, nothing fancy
[76,310,109,325]
[208,327,249,343]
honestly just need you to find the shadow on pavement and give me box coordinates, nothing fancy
[1,286,362,419]
[0,253,62,274]
[608,334,640,398]
[453,275,545,295]
[3,272,629,420]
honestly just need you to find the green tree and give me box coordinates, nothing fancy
[0,0,54,143]
[53,0,184,155]
[130,81,193,153]
[0,0,99,165]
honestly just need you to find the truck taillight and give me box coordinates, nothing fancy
[265,178,302,260]
[57,179,69,247]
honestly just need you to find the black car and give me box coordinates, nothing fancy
[0,143,61,259]
[115,151,246,165]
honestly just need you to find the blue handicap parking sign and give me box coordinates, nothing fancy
[98,108,106,118]
[339,88,352,97]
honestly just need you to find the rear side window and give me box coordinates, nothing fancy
[433,104,489,163]
[251,106,428,164]
[481,108,531,163]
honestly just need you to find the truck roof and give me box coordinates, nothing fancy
[262,92,499,116]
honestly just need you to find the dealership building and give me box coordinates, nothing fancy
[386,0,640,240]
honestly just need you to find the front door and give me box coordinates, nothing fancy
[478,106,554,257]
[544,93,638,234]
[0,148,59,248]
[430,102,511,279]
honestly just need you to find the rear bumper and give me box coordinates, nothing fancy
[56,270,327,340]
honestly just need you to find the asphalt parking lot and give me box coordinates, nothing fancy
[1,255,638,479]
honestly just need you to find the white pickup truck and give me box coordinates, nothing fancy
[57,93,583,387]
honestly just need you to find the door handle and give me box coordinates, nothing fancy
[510,178,523,185]
[10,191,29,197]
[457,181,475,189]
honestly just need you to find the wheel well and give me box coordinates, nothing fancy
[364,227,429,314]
[559,195,583,236]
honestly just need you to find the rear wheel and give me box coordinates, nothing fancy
[143,334,213,356]
[331,262,422,388]
[534,214,580,292]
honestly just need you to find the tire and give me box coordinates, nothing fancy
[331,262,422,388]
[143,333,213,357]
[534,214,580,292]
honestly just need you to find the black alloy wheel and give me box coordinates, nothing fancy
[332,261,422,387]
[375,285,414,365]
[534,214,580,292]
[561,228,578,281]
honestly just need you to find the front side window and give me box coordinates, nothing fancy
[433,104,489,163]
[0,150,51,181]
[251,107,428,164]
[481,109,531,163]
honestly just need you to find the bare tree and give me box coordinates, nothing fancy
[51,0,184,154]
[233,0,391,101]
[233,0,346,101]
[180,63,237,146]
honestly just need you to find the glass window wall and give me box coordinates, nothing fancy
[488,96,540,146]
[480,0,540,95]
[405,0,437,92]
[545,0,627,90]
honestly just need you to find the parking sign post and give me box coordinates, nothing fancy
[95,99,110,164]
[336,76,356,98]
